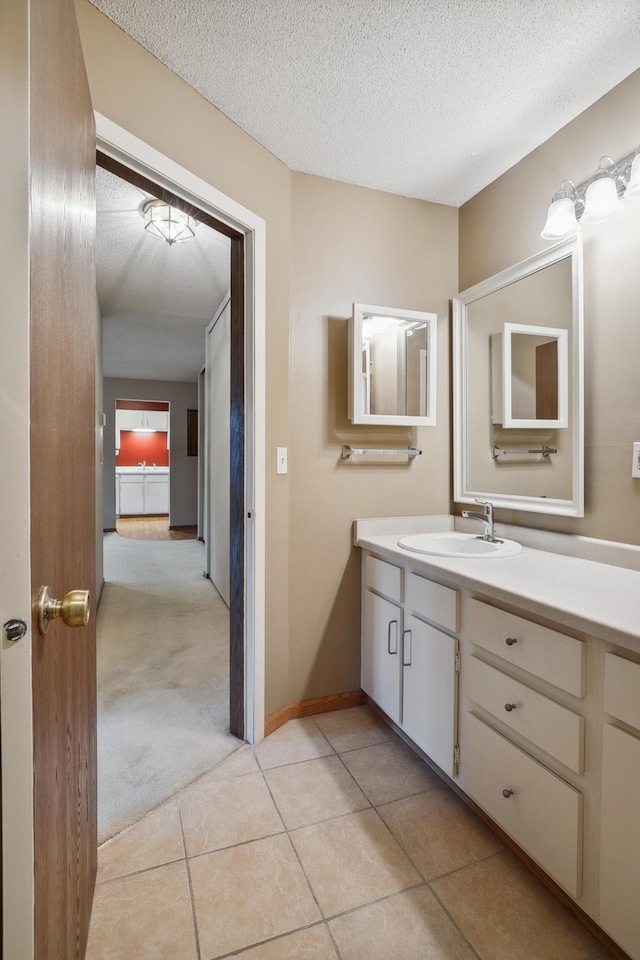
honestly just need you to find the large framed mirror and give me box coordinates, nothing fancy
[453,235,584,517]
[348,303,437,425]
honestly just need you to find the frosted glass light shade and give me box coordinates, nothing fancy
[144,200,195,245]
[541,196,579,240]
[625,154,640,198]
[581,176,622,224]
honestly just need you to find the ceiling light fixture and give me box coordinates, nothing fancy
[541,149,639,240]
[143,199,196,246]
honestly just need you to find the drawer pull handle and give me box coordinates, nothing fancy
[505,636,518,646]
[502,788,515,799]
[402,629,412,667]
[504,703,517,712]
[387,620,398,656]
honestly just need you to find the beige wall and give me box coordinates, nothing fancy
[77,0,640,719]
[75,0,292,713]
[459,69,640,545]
[289,173,457,701]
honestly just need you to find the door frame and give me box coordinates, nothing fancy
[95,113,266,745]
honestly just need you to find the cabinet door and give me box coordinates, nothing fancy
[118,476,144,515]
[144,410,168,431]
[599,723,640,960]
[117,410,144,430]
[402,615,457,776]
[144,476,169,515]
[362,590,401,724]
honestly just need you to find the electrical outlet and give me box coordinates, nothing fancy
[276,446,288,475]
[633,442,640,479]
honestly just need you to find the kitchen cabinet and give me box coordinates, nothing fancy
[118,474,145,515]
[117,409,168,431]
[144,474,170,514]
[361,555,460,776]
[599,653,640,960]
[117,473,169,516]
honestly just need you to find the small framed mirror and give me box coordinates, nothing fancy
[453,235,583,517]
[348,303,437,425]
[491,323,568,428]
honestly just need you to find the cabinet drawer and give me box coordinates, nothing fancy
[467,656,584,773]
[406,572,459,632]
[464,713,583,897]
[466,598,585,698]
[603,652,640,730]
[365,555,401,601]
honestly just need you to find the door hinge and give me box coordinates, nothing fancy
[454,744,460,766]
[455,652,461,673]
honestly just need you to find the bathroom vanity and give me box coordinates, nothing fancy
[356,516,640,960]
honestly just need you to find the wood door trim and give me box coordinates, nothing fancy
[96,152,243,241]
[96,151,245,739]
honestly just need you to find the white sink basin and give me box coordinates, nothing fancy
[397,532,522,559]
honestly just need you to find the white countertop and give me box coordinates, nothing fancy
[116,466,169,475]
[355,518,640,654]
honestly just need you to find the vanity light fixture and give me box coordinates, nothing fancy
[541,149,640,240]
[143,199,196,246]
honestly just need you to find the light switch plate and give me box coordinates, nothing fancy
[632,442,640,478]
[276,446,288,475]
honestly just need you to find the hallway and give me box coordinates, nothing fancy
[97,532,240,841]
[87,706,613,960]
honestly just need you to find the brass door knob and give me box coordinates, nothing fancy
[36,585,91,635]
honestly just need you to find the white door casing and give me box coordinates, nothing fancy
[95,114,266,745]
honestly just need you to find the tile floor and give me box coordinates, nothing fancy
[86,706,616,960]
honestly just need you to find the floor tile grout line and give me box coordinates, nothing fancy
[425,851,511,960]
[178,800,204,960]
[206,920,338,960]
[95,854,188,886]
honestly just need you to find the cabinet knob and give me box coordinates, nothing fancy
[505,636,518,646]
[502,788,514,798]
[504,703,517,712]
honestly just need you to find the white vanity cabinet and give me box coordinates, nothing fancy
[361,555,460,778]
[362,557,402,723]
[599,652,640,960]
[357,525,640,960]
[463,597,587,898]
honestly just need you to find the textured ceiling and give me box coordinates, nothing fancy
[90,0,640,205]
[95,0,640,383]
[97,167,230,382]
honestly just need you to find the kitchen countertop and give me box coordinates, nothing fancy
[355,517,640,654]
[116,466,169,475]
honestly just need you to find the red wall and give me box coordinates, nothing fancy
[116,430,169,466]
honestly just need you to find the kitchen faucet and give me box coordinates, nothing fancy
[138,460,146,468]
[461,499,502,543]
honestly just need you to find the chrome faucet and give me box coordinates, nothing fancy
[138,460,146,469]
[462,499,502,543]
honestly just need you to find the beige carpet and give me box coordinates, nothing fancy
[97,532,242,842]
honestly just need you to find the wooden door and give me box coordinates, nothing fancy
[3,0,97,956]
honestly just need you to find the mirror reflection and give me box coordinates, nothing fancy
[453,236,583,517]
[491,323,568,428]
[349,303,437,425]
